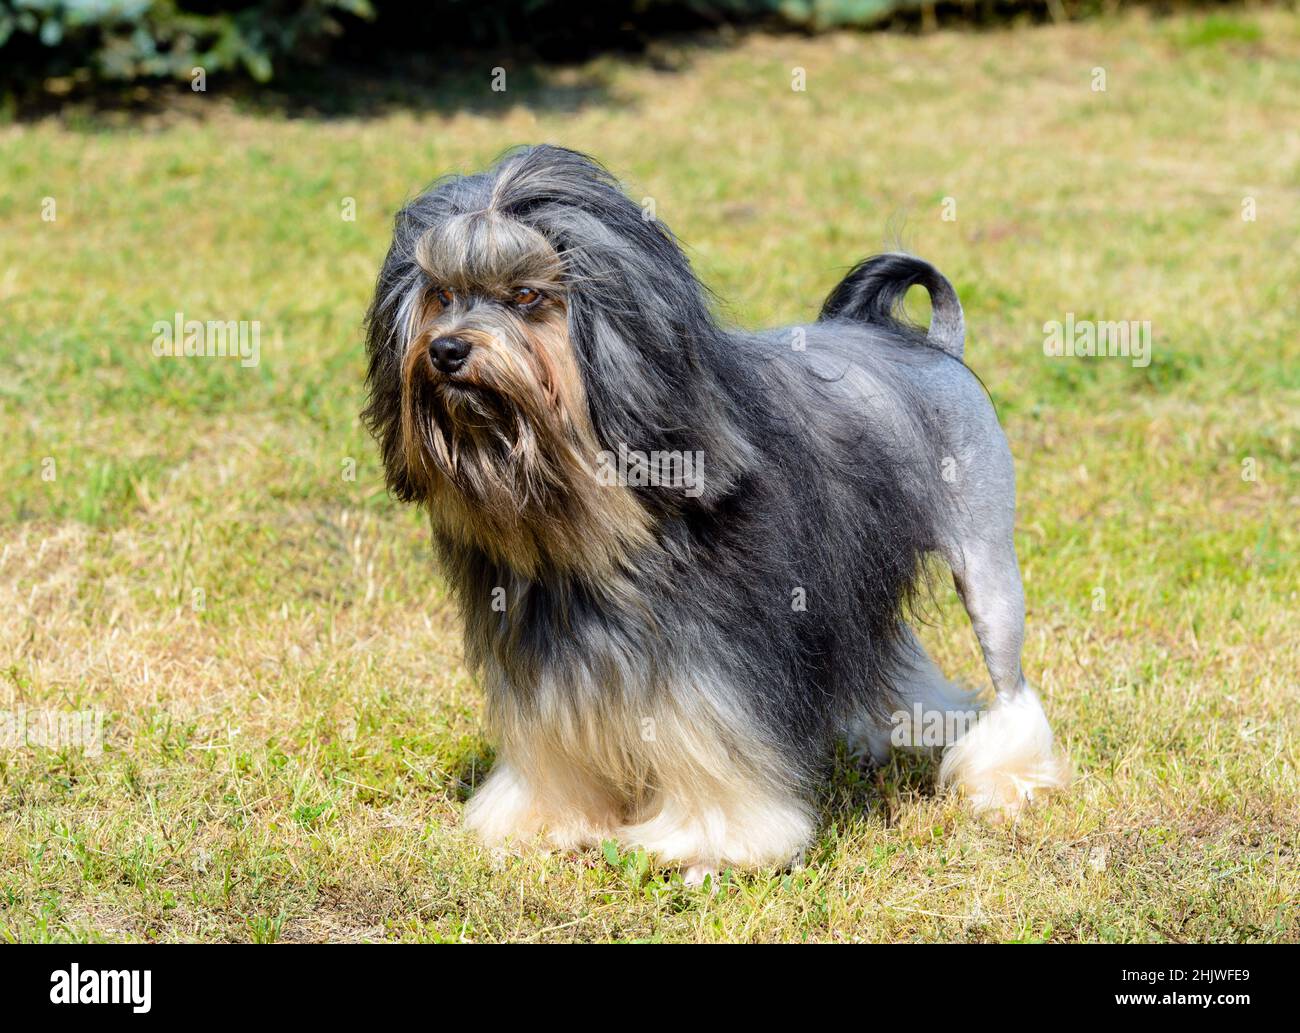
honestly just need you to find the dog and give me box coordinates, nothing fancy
[363,145,1068,883]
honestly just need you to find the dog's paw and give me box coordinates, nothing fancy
[464,762,558,848]
[464,762,620,853]
[682,863,719,889]
[939,686,1070,822]
[953,766,1065,822]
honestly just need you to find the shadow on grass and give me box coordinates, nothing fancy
[6,37,735,127]
[821,744,942,833]
[234,60,624,121]
[9,65,618,128]
[450,742,495,805]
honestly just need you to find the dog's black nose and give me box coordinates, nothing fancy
[429,336,471,373]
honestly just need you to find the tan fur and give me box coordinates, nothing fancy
[399,219,652,579]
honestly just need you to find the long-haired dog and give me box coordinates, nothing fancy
[364,145,1068,882]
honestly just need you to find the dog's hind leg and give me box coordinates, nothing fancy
[938,532,1069,819]
[845,628,981,765]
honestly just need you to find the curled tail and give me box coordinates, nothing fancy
[818,253,965,361]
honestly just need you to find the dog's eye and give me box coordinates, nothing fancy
[512,287,541,308]
[432,287,454,308]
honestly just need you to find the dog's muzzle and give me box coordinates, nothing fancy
[429,335,472,374]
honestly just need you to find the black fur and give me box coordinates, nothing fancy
[820,252,966,360]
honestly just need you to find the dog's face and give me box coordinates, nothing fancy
[400,214,583,507]
[393,206,648,578]
[363,145,753,578]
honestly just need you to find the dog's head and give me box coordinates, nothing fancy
[363,145,752,578]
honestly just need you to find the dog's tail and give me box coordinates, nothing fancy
[818,253,965,361]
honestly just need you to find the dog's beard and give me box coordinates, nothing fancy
[399,322,651,580]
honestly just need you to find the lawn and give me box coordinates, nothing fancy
[0,8,1296,943]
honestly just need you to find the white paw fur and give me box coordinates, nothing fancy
[939,685,1069,820]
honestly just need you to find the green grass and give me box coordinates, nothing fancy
[1,9,1297,942]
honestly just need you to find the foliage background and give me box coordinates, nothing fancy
[1,0,1280,92]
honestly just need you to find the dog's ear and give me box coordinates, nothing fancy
[492,146,760,507]
[362,235,422,504]
[549,210,758,509]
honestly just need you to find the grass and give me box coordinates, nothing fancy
[1,9,1297,943]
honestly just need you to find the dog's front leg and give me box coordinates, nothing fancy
[617,756,816,885]
[463,751,621,853]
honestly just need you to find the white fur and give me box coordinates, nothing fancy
[847,632,1068,821]
[463,757,619,851]
[938,684,1069,819]
[618,784,813,878]
[466,662,816,874]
